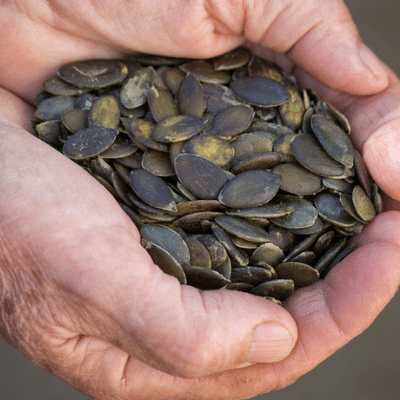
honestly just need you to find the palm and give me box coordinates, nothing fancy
[1,1,400,399]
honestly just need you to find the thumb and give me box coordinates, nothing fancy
[70,236,298,378]
[243,0,389,95]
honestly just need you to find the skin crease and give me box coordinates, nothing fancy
[0,0,400,399]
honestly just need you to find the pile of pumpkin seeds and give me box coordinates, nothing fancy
[33,47,382,303]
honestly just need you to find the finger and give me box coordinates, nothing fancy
[0,127,297,380]
[243,0,389,95]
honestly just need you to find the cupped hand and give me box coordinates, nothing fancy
[1,1,400,400]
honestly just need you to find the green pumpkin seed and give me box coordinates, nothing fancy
[130,169,177,212]
[175,154,228,200]
[230,76,290,107]
[176,73,207,118]
[63,126,118,160]
[291,134,346,178]
[145,241,187,284]
[311,114,354,168]
[210,105,254,137]
[218,170,282,208]
[275,262,319,288]
[152,115,205,143]
[250,279,294,301]
[216,215,270,243]
[272,163,322,195]
[182,133,234,167]
[58,59,128,88]
[182,265,229,290]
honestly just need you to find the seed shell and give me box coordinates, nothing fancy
[130,169,177,212]
[175,154,228,200]
[59,59,128,88]
[218,170,282,208]
[63,127,118,160]
[230,76,290,107]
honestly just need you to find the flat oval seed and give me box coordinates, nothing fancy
[43,75,90,96]
[353,149,372,197]
[315,192,356,227]
[203,83,245,113]
[36,120,62,146]
[147,85,179,123]
[34,96,76,120]
[175,154,228,200]
[58,59,128,88]
[182,133,234,167]
[250,242,285,266]
[184,237,212,269]
[227,203,293,219]
[269,196,318,229]
[210,105,254,137]
[152,115,205,143]
[175,200,224,217]
[141,225,190,265]
[231,133,273,164]
[230,76,290,107]
[120,66,156,108]
[247,56,283,82]
[179,60,231,84]
[250,279,294,301]
[215,215,270,243]
[273,163,322,195]
[88,95,120,129]
[275,262,319,288]
[291,134,346,177]
[182,265,229,290]
[212,224,249,267]
[63,127,118,160]
[129,119,169,152]
[174,211,224,232]
[61,109,87,133]
[311,114,354,168]
[177,73,207,118]
[196,234,228,268]
[141,149,175,177]
[230,267,272,285]
[213,47,251,71]
[218,170,282,208]
[230,152,284,174]
[99,135,138,159]
[130,169,177,212]
[352,185,376,222]
[279,86,306,131]
[145,241,187,284]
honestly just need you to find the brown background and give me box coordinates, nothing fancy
[1,1,399,398]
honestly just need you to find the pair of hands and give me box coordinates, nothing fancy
[1,1,400,399]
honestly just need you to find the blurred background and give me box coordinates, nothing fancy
[1,0,399,399]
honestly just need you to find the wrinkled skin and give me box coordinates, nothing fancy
[1,1,400,399]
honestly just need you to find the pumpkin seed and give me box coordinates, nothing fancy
[152,115,205,143]
[63,126,118,160]
[275,262,319,288]
[145,241,187,284]
[130,169,177,212]
[175,154,228,200]
[210,105,254,137]
[230,76,290,107]
[59,59,128,88]
[218,170,282,208]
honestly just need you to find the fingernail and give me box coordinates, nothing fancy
[359,43,389,86]
[248,323,295,364]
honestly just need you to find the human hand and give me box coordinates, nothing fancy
[1,1,400,400]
